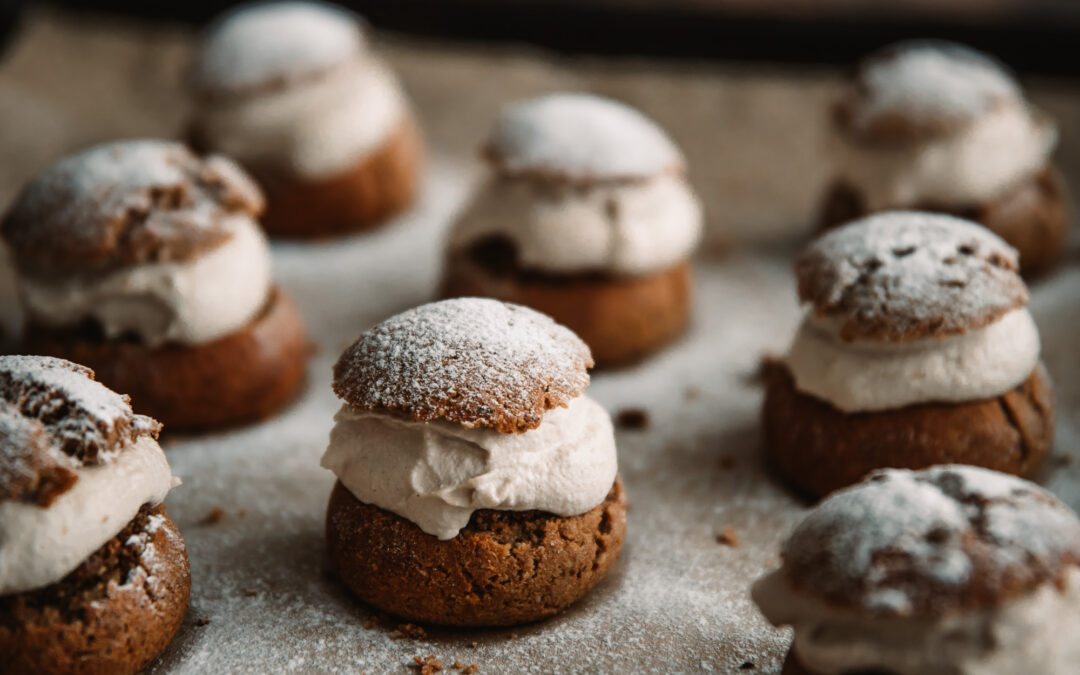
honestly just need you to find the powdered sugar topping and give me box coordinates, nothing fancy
[333,298,593,433]
[843,41,1022,138]
[192,1,365,95]
[796,211,1027,341]
[0,355,161,468]
[782,465,1080,617]
[486,93,685,182]
[2,139,264,272]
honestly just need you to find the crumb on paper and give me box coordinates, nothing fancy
[719,455,736,470]
[615,408,650,431]
[463,665,479,674]
[236,508,248,518]
[468,641,478,649]
[717,527,740,547]
[740,662,756,670]
[242,588,258,597]
[194,617,211,627]
[684,385,702,401]
[412,655,442,674]
[392,623,428,639]
[199,507,226,526]
[453,661,464,669]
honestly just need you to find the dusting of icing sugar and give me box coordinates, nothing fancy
[485,93,685,182]
[847,41,1021,135]
[796,211,1027,341]
[0,355,160,464]
[1,139,264,272]
[782,465,1080,617]
[332,298,593,433]
[192,1,365,95]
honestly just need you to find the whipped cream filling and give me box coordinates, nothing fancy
[193,58,406,180]
[0,435,178,594]
[321,394,618,540]
[20,215,272,347]
[753,566,1080,675]
[785,308,1040,412]
[450,173,702,276]
[831,103,1057,210]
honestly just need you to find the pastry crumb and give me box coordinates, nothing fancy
[684,386,702,400]
[740,662,756,670]
[468,641,478,649]
[453,661,464,670]
[242,588,258,597]
[615,408,650,431]
[717,527,740,547]
[463,665,479,674]
[199,507,226,526]
[392,623,428,639]
[412,655,442,674]
[194,617,211,627]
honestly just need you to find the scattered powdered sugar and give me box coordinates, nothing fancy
[0,355,160,464]
[782,465,1080,617]
[146,513,168,534]
[2,139,263,272]
[332,297,593,433]
[846,40,1021,135]
[485,93,685,182]
[192,1,365,95]
[796,211,1028,341]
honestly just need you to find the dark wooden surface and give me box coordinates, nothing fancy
[35,0,1080,75]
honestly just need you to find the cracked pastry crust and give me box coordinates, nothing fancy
[0,504,190,675]
[325,478,626,627]
[1,141,261,275]
[762,362,1054,500]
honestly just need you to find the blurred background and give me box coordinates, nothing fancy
[1,0,1079,245]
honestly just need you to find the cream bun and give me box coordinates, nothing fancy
[763,212,1053,499]
[323,297,625,626]
[0,355,189,675]
[3,139,309,430]
[441,93,701,367]
[754,465,1080,674]
[187,0,422,238]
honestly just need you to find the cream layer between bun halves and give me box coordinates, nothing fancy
[449,93,702,277]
